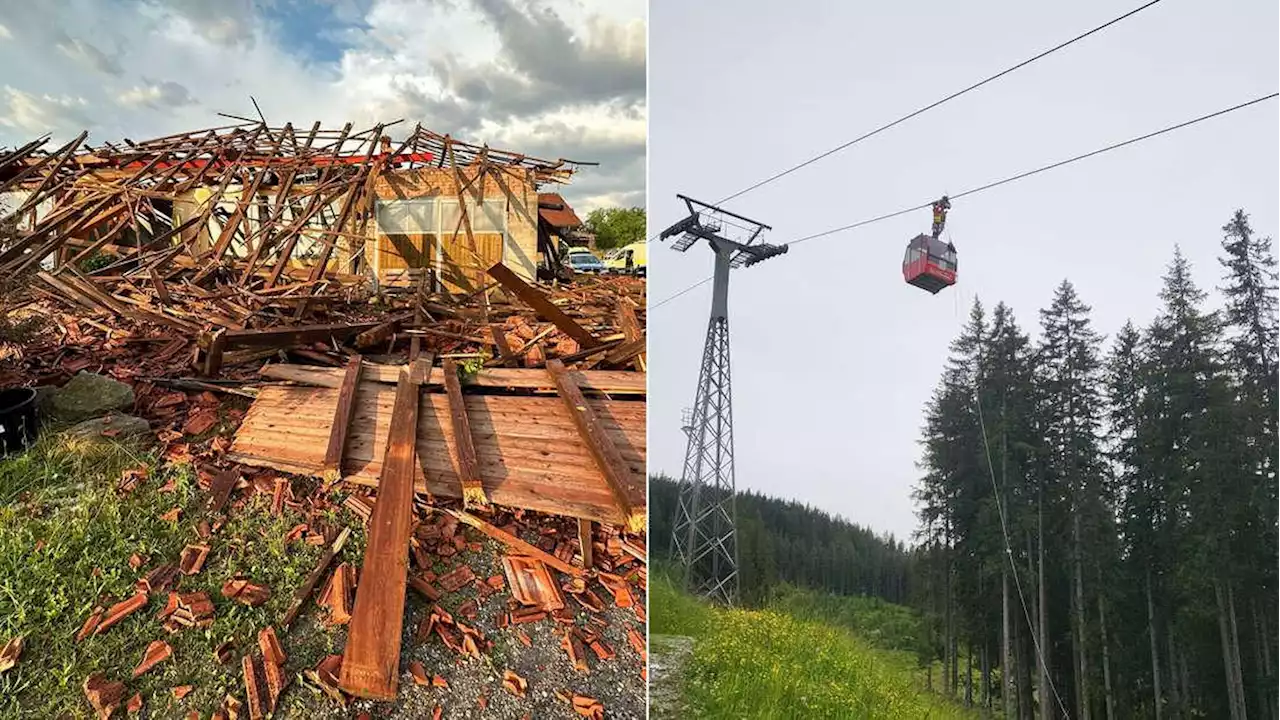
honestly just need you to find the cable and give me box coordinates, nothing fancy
[789,91,1277,247]
[649,91,1279,309]
[973,381,1073,719]
[649,275,713,311]
[643,0,1167,248]
[713,0,1168,206]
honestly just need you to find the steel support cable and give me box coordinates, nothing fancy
[643,0,1168,247]
[715,0,1168,206]
[973,380,1073,719]
[649,91,1278,310]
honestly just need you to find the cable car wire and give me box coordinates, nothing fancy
[649,91,1278,311]
[713,0,1168,206]
[640,0,1167,246]
[973,377,1073,719]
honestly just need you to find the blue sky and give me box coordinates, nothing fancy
[0,0,645,211]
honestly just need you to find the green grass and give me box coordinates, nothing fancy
[651,572,980,720]
[0,432,364,718]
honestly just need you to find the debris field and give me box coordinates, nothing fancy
[0,120,647,718]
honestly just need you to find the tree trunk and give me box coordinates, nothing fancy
[967,639,975,706]
[1259,602,1269,712]
[1217,579,1244,720]
[1228,583,1248,720]
[1252,600,1273,720]
[1097,584,1116,720]
[981,640,990,709]
[1039,498,1052,720]
[1147,572,1164,720]
[1168,628,1182,720]
[1005,569,1016,720]
[1073,510,1091,720]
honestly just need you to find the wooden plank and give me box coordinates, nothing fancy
[485,262,601,349]
[221,321,383,351]
[339,356,429,700]
[578,519,594,570]
[441,358,487,508]
[203,329,228,377]
[444,508,584,577]
[490,323,516,366]
[545,359,644,532]
[227,386,645,526]
[281,527,350,631]
[617,299,646,372]
[354,312,414,350]
[259,363,645,395]
[322,355,363,482]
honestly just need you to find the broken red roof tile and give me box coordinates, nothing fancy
[438,565,475,593]
[627,627,646,660]
[515,629,533,648]
[178,544,211,576]
[502,556,565,611]
[137,563,180,595]
[83,673,126,719]
[77,606,106,642]
[131,640,172,678]
[221,579,271,607]
[0,636,22,674]
[242,656,263,720]
[262,655,285,713]
[215,639,236,664]
[95,593,149,636]
[258,626,286,666]
[502,669,528,697]
[572,694,605,719]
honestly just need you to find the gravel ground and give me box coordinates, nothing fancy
[649,634,693,720]
[275,517,647,720]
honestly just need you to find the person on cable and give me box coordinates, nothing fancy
[931,195,951,238]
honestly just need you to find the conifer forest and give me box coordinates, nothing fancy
[912,209,1277,720]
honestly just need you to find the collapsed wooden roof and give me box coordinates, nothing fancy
[0,122,593,331]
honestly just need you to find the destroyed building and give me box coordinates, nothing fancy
[0,120,647,715]
[0,121,590,304]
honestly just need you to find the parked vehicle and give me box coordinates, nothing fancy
[565,251,606,274]
[604,241,647,276]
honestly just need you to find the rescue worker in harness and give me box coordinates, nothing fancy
[931,195,951,239]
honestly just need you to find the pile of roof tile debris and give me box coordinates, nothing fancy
[0,122,647,718]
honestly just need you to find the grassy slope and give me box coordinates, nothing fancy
[0,433,358,718]
[651,573,979,720]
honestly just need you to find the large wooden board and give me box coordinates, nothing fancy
[228,384,646,526]
[259,363,646,396]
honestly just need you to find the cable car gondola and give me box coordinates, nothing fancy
[903,196,957,294]
[903,234,957,293]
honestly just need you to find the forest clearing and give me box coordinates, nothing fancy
[650,570,980,719]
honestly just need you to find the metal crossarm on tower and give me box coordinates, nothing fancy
[661,195,785,606]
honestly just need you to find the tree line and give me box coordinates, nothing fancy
[650,474,914,607]
[912,210,1277,719]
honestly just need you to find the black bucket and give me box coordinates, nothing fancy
[0,388,38,456]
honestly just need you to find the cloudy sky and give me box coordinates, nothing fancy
[0,0,645,211]
[649,0,1278,542]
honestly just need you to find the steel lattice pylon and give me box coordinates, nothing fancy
[659,195,786,606]
[672,314,738,603]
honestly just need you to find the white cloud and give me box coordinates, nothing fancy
[0,0,645,209]
[0,87,91,135]
[55,37,123,76]
[117,81,197,110]
[0,24,12,40]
